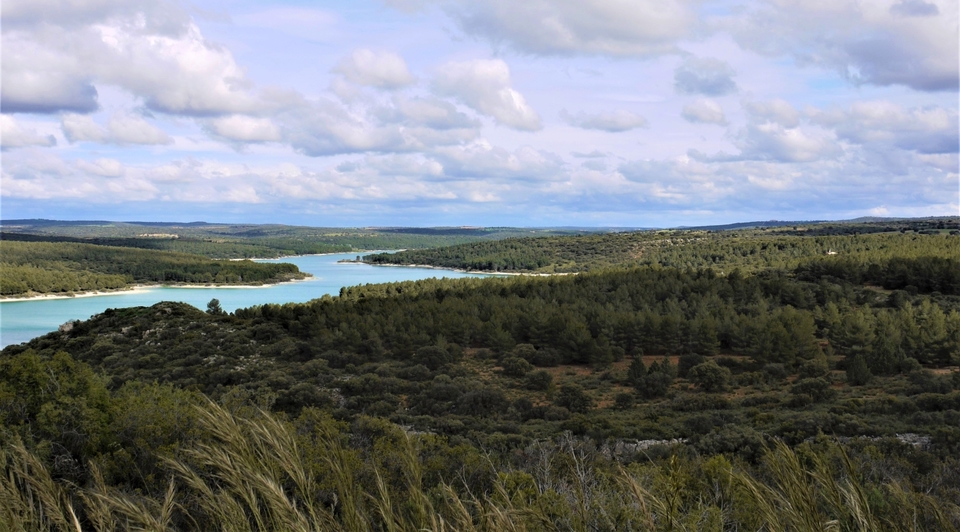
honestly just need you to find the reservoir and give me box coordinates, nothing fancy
[0,252,489,348]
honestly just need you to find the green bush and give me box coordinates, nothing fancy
[688,361,732,392]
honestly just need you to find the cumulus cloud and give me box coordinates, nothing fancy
[674,57,737,96]
[334,49,415,89]
[378,96,480,130]
[205,115,282,143]
[732,123,840,163]
[810,101,958,154]
[2,2,260,116]
[0,115,57,149]
[76,158,125,177]
[62,113,172,145]
[560,109,648,131]
[743,99,801,128]
[433,59,542,131]
[733,0,958,91]
[431,140,563,180]
[691,99,839,163]
[681,99,727,126]
[446,0,693,57]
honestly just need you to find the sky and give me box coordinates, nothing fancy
[1,0,957,227]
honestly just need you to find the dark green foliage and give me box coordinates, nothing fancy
[555,383,593,413]
[524,370,553,391]
[688,361,732,392]
[614,392,635,409]
[206,298,224,315]
[846,355,873,386]
[626,356,647,386]
[790,378,836,404]
[677,353,705,377]
[500,356,533,377]
[637,371,674,399]
[364,224,960,276]
[1,240,306,295]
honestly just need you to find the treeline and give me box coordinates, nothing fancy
[0,241,306,296]
[2,221,600,258]
[1,232,353,259]
[364,229,960,274]
[2,353,957,530]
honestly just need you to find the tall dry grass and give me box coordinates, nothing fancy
[3,403,958,531]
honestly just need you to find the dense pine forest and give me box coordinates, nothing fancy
[0,241,307,297]
[363,218,960,273]
[3,221,960,529]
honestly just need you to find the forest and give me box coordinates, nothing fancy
[3,221,960,530]
[363,218,960,273]
[0,241,307,297]
[1,220,598,259]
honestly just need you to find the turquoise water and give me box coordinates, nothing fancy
[0,253,489,348]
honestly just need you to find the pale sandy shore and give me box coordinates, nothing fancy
[0,286,153,303]
[0,276,313,303]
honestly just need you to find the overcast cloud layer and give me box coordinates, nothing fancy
[1,0,957,226]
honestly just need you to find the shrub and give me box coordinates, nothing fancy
[637,371,673,399]
[763,363,789,382]
[525,370,553,391]
[845,355,872,386]
[798,355,830,379]
[501,356,534,378]
[509,343,538,362]
[790,378,835,403]
[678,353,706,378]
[614,392,635,410]
[555,384,593,413]
[688,361,731,392]
[531,348,562,367]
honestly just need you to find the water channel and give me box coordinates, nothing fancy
[0,252,489,348]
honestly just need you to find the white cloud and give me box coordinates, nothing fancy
[334,49,415,89]
[107,114,174,145]
[433,59,542,131]
[743,99,801,128]
[381,96,479,130]
[560,109,648,131]
[681,99,727,126]
[445,0,693,57]
[205,115,282,143]
[691,100,839,163]
[431,140,563,180]
[76,158,124,177]
[734,122,839,163]
[0,115,57,149]
[732,0,959,91]
[810,100,958,154]
[62,113,172,145]
[674,57,737,96]
[2,3,260,116]
[0,32,100,113]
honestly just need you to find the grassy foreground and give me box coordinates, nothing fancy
[3,398,957,531]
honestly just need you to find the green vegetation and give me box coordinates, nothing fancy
[2,220,602,259]
[3,223,960,529]
[363,218,960,273]
[0,241,307,297]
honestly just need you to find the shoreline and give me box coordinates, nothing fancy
[0,276,314,303]
[358,262,569,277]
